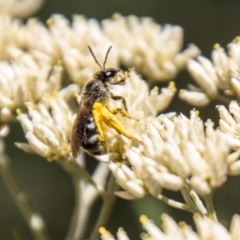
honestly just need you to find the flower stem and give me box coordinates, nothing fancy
[0,153,49,240]
[204,193,217,221]
[59,159,104,198]
[65,175,83,240]
[89,173,118,240]
[215,93,232,104]
[181,186,201,214]
[157,194,192,212]
[63,159,110,240]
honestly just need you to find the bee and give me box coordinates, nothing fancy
[71,46,138,158]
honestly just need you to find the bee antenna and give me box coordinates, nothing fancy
[88,45,102,69]
[103,46,112,69]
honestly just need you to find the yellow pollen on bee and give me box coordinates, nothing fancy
[92,101,138,142]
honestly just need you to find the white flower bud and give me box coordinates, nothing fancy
[229,161,240,175]
[179,90,210,106]
[217,105,236,126]
[157,171,184,191]
[116,228,129,240]
[219,119,235,135]
[197,56,218,84]
[0,107,11,121]
[190,176,211,196]
[125,181,145,198]
[231,77,240,97]
[229,101,240,123]
[25,132,50,158]
[164,140,190,178]
[140,215,165,238]
[187,59,218,97]
[174,44,201,69]
[229,214,240,239]
[183,142,211,178]
[17,113,33,133]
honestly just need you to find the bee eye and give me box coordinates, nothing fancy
[106,71,112,76]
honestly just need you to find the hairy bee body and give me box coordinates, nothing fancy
[71,46,138,159]
[71,79,109,156]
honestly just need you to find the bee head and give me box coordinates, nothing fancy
[94,68,121,82]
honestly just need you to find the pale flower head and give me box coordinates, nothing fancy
[180,37,240,105]
[0,0,44,18]
[0,51,63,136]
[100,214,240,240]
[109,109,230,199]
[102,14,200,83]
[16,84,79,161]
[16,69,175,162]
[217,101,240,176]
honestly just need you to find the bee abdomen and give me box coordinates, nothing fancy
[82,117,107,155]
[82,132,107,155]
[82,141,107,155]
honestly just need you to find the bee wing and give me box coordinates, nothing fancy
[71,113,86,158]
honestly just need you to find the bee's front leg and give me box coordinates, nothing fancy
[111,94,128,112]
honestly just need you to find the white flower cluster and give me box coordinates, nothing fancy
[217,101,240,175]
[100,214,240,240]
[17,70,175,161]
[109,108,232,200]
[102,14,200,82]
[180,38,240,106]
[0,47,63,136]
[0,0,44,19]
[16,84,79,161]
[0,12,198,138]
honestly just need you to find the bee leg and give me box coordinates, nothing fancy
[92,105,106,143]
[110,108,138,120]
[93,102,140,143]
[99,104,139,142]
[111,94,128,112]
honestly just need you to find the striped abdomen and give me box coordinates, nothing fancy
[81,115,107,155]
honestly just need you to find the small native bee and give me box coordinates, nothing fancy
[71,46,138,158]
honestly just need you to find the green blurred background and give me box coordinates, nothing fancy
[1,0,240,239]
